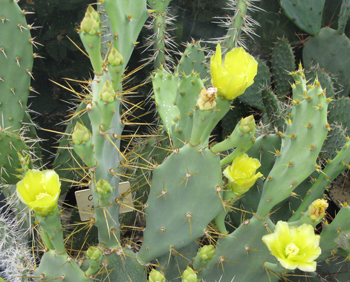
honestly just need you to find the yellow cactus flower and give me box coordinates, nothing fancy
[16,169,61,216]
[223,153,262,195]
[262,221,321,272]
[307,199,328,221]
[210,44,258,100]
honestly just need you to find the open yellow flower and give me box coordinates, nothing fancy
[262,221,321,272]
[210,44,258,100]
[16,169,61,216]
[223,153,262,195]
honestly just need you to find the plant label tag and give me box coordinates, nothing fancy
[75,181,133,221]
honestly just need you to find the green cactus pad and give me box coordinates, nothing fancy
[305,66,337,99]
[319,206,350,260]
[152,68,180,134]
[338,0,350,35]
[102,0,149,67]
[0,130,30,185]
[158,241,198,281]
[320,123,347,161]
[200,217,275,281]
[271,37,295,99]
[261,87,285,131]
[175,42,208,80]
[328,96,350,131]
[95,249,147,281]
[303,27,350,97]
[137,144,223,263]
[0,0,34,130]
[257,70,329,218]
[280,0,325,35]
[34,250,90,282]
[175,72,205,143]
[239,58,271,111]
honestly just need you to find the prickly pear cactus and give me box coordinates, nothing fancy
[3,0,350,281]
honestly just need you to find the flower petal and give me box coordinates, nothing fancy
[42,170,61,196]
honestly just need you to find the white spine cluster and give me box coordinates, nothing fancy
[211,0,263,50]
[142,7,177,70]
[0,201,34,282]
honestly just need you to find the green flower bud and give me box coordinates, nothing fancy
[72,122,91,145]
[239,115,255,134]
[199,245,215,262]
[80,6,100,35]
[108,47,124,66]
[149,269,165,282]
[96,179,112,195]
[86,246,102,261]
[99,80,115,103]
[181,266,197,282]
[87,5,100,23]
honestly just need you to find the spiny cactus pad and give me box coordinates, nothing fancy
[0,130,29,185]
[280,0,325,35]
[137,144,223,263]
[271,37,295,99]
[175,42,207,80]
[0,0,34,130]
[328,96,350,131]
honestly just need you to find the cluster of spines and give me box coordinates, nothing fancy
[142,7,177,70]
[0,207,34,282]
[211,0,263,50]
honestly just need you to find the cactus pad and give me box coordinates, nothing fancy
[271,37,295,99]
[303,27,350,97]
[280,0,325,35]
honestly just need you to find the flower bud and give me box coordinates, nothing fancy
[181,266,197,282]
[72,122,91,145]
[108,47,124,66]
[87,5,100,22]
[149,269,165,282]
[239,115,255,134]
[86,246,102,261]
[197,87,217,110]
[80,6,100,36]
[198,245,215,261]
[307,199,328,221]
[223,153,262,195]
[96,179,112,195]
[16,170,61,216]
[99,80,115,103]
